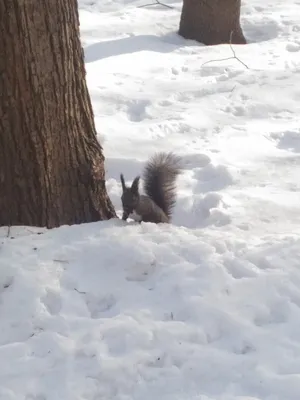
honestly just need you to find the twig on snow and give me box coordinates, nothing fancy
[24,227,44,235]
[53,259,69,264]
[138,0,173,9]
[201,31,249,69]
[74,287,86,295]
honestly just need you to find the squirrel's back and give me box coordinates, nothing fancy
[143,152,181,222]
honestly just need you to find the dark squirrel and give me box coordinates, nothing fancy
[120,152,181,224]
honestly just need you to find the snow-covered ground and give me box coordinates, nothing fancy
[1,1,300,399]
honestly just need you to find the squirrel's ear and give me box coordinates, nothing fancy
[120,174,126,192]
[131,176,140,194]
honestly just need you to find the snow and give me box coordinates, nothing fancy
[1,0,300,399]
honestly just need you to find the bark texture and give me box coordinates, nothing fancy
[179,0,246,45]
[0,0,116,228]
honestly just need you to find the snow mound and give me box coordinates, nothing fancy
[2,0,300,398]
[1,223,300,400]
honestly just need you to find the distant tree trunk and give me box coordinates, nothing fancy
[179,0,246,45]
[0,0,116,228]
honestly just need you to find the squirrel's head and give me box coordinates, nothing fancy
[120,174,140,214]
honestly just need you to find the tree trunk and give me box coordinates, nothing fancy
[179,0,246,45]
[0,0,116,228]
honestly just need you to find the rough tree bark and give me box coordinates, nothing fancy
[0,0,116,228]
[179,0,246,45]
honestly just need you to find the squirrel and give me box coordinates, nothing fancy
[120,152,181,224]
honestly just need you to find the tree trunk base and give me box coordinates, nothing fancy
[0,0,116,228]
[179,0,246,46]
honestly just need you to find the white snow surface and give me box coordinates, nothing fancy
[1,1,300,399]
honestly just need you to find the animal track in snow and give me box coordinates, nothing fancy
[242,16,281,43]
[286,42,300,52]
[271,130,300,153]
[232,341,255,355]
[41,288,62,315]
[181,153,211,169]
[158,99,173,107]
[193,193,231,227]
[194,163,234,193]
[224,258,259,280]
[176,192,231,229]
[85,293,117,319]
[125,259,156,282]
[254,301,290,327]
[126,99,151,122]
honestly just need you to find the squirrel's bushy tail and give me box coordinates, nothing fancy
[143,152,181,221]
